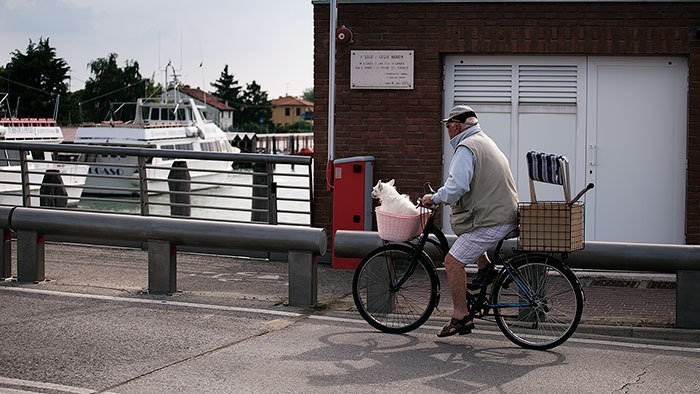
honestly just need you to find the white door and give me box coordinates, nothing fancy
[442,56,586,233]
[443,55,687,243]
[586,57,687,243]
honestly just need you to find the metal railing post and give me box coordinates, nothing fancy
[138,156,149,216]
[19,150,30,207]
[16,230,45,282]
[148,240,177,294]
[0,229,11,279]
[677,270,700,329]
[267,162,278,225]
[288,251,317,306]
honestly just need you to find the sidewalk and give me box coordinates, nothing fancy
[7,242,698,342]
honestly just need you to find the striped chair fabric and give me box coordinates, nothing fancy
[525,151,571,202]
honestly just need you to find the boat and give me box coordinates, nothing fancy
[74,67,240,196]
[0,116,88,207]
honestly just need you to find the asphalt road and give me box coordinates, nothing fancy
[0,286,699,393]
[0,243,698,393]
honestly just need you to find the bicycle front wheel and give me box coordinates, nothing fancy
[492,254,584,350]
[352,244,439,334]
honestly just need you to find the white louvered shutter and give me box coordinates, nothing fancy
[453,65,512,104]
[518,65,578,104]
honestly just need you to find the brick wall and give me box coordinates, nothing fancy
[313,2,700,244]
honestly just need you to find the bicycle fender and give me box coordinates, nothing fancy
[427,222,449,258]
[512,253,586,301]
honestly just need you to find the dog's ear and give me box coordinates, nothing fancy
[374,179,382,189]
[388,179,395,186]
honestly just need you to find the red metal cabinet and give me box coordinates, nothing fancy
[332,156,374,269]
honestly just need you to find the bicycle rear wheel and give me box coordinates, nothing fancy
[492,254,583,350]
[353,244,439,334]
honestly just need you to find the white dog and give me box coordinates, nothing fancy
[372,179,419,216]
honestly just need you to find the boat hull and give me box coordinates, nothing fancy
[83,158,231,196]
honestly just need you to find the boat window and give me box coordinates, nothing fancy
[6,150,21,166]
[82,154,97,163]
[177,108,186,121]
[150,108,160,121]
[160,108,169,121]
[174,143,193,151]
[31,150,45,162]
[0,150,7,167]
[161,145,175,150]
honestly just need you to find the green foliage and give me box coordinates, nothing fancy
[302,87,314,102]
[211,65,241,106]
[276,120,312,133]
[1,37,69,119]
[239,80,271,126]
[80,53,158,123]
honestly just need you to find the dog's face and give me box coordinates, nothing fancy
[371,179,395,199]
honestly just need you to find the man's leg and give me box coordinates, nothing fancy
[476,253,490,270]
[445,252,469,319]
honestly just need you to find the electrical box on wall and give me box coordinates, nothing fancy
[332,156,374,269]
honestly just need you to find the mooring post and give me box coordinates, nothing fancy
[16,230,45,282]
[147,240,177,294]
[39,169,68,208]
[167,160,191,217]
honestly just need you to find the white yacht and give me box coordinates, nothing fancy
[0,117,88,206]
[74,76,239,196]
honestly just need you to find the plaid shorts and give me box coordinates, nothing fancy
[449,222,517,265]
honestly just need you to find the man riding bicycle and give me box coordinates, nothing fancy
[421,105,518,338]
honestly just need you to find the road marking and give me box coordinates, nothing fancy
[0,286,301,318]
[0,376,117,394]
[2,286,698,354]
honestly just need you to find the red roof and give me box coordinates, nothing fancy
[271,96,313,107]
[180,87,236,111]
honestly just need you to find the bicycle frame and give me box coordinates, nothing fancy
[388,206,448,292]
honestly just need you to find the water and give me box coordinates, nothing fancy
[77,164,312,225]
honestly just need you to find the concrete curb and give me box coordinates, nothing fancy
[574,323,700,343]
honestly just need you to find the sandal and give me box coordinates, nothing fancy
[437,316,475,337]
[467,267,494,290]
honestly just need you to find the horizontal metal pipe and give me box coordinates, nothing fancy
[334,230,700,273]
[10,208,326,256]
[0,142,312,165]
[0,207,12,228]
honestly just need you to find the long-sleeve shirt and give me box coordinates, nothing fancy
[431,124,482,205]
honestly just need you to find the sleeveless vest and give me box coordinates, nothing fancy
[450,131,518,235]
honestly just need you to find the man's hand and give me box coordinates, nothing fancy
[421,194,435,207]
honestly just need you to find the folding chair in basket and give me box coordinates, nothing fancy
[518,151,594,253]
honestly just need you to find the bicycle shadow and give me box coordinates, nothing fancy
[281,329,567,392]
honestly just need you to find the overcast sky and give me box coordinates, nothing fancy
[0,0,314,99]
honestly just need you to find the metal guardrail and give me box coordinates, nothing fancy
[334,230,700,328]
[0,142,313,227]
[2,207,326,306]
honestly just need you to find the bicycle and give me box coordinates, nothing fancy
[352,184,586,350]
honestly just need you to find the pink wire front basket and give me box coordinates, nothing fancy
[375,207,430,242]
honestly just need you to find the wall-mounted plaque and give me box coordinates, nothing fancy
[350,50,414,90]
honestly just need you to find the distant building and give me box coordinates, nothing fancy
[177,87,236,131]
[271,96,313,126]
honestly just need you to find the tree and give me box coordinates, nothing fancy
[302,87,314,102]
[239,80,271,129]
[80,53,157,123]
[211,65,241,107]
[1,37,70,119]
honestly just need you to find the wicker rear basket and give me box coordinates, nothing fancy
[518,201,584,252]
[376,208,429,242]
